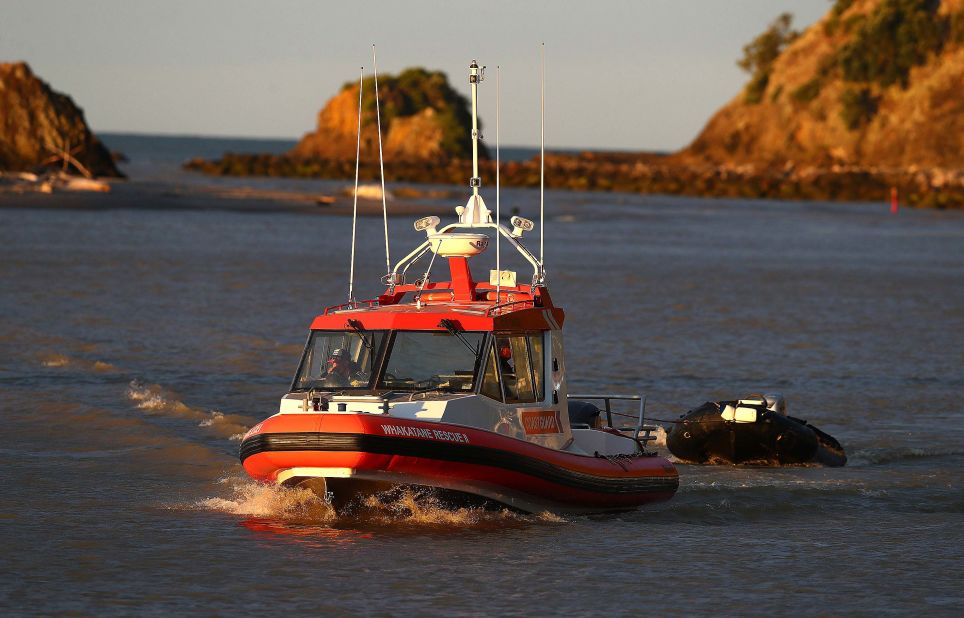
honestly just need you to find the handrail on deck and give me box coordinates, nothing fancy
[324,299,379,315]
[567,393,651,443]
[485,299,535,316]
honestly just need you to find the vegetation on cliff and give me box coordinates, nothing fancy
[291,67,485,162]
[825,0,958,128]
[738,13,800,104]
[0,62,121,178]
[355,68,482,159]
[682,0,964,170]
[836,0,947,86]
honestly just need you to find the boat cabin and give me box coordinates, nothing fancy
[282,242,574,450]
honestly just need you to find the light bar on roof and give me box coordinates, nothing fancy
[413,216,440,236]
[510,216,534,238]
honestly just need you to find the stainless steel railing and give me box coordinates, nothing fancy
[567,394,656,443]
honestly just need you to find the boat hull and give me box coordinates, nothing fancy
[665,401,847,467]
[240,413,679,514]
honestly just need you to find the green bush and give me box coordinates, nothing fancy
[951,11,964,44]
[342,67,481,159]
[744,72,770,104]
[839,87,879,129]
[791,78,823,103]
[824,0,856,35]
[836,0,947,88]
[832,0,855,17]
[738,13,799,104]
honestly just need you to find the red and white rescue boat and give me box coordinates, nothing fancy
[239,60,678,513]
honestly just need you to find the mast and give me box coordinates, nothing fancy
[459,60,489,226]
[469,60,483,197]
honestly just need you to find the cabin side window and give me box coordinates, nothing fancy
[528,332,545,401]
[489,332,545,404]
[506,336,534,402]
[478,342,504,402]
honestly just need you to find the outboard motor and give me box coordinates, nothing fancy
[567,400,601,428]
[763,393,787,415]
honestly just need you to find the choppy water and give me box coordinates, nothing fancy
[1,136,962,615]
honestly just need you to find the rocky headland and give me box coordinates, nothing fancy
[0,62,122,179]
[291,67,485,163]
[186,0,964,208]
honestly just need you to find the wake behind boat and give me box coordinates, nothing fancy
[238,58,679,513]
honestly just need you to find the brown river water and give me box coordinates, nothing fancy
[1,139,962,615]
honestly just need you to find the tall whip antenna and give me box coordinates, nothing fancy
[539,42,545,265]
[496,65,502,301]
[373,44,391,276]
[348,66,364,304]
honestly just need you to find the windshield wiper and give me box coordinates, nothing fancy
[346,319,373,351]
[438,319,480,357]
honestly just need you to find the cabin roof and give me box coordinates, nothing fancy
[310,299,564,332]
[311,253,561,332]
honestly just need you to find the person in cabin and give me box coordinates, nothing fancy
[322,348,367,387]
[497,341,515,375]
[496,339,517,398]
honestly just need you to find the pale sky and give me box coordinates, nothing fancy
[2,0,830,151]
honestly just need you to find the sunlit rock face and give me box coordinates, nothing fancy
[0,61,122,177]
[290,67,487,163]
[678,0,964,170]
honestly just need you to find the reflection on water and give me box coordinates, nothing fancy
[39,352,118,372]
[240,519,375,547]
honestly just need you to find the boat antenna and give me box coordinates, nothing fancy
[348,65,364,304]
[539,42,545,266]
[469,60,483,202]
[496,65,501,301]
[459,61,489,226]
[373,44,391,278]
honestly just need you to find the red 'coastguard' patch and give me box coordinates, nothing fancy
[520,410,562,434]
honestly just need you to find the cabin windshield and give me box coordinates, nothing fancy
[292,330,389,391]
[378,331,486,392]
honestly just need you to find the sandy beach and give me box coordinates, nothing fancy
[0,179,448,216]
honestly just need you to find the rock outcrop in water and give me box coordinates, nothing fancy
[0,61,121,178]
[678,0,964,169]
[291,67,485,162]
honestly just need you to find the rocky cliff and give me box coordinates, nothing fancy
[291,67,485,162]
[679,0,964,170]
[0,62,121,178]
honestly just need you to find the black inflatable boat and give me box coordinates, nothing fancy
[665,395,846,467]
